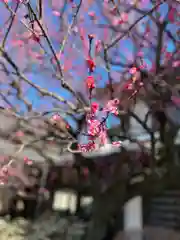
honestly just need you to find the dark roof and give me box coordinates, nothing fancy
[0,108,74,165]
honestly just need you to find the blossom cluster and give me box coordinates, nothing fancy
[78,40,123,152]
[0,156,32,186]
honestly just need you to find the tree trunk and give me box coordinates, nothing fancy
[85,196,111,240]
[86,218,108,240]
[86,183,127,240]
[0,186,16,216]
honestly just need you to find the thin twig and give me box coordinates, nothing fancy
[0,46,78,111]
[107,1,166,50]
[58,0,82,57]
[2,2,19,48]
[27,2,85,107]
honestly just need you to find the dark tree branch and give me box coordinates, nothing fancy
[155,21,167,73]
[38,0,42,20]
[104,44,114,99]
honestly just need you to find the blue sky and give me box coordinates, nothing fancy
[0,0,178,131]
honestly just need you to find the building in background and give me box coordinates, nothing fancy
[1,100,180,237]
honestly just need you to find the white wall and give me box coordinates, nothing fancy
[124,196,143,240]
[53,190,77,214]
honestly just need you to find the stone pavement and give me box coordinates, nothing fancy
[0,214,87,240]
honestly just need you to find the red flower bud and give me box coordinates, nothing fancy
[91,102,99,113]
[88,34,95,40]
[86,58,95,72]
[32,33,40,43]
[86,76,95,89]
[2,167,8,175]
